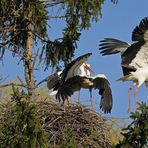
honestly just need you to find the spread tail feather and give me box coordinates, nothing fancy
[116,74,133,82]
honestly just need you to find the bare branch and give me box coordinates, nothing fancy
[17,76,25,86]
[0,82,27,88]
[32,31,48,43]
[39,0,64,6]
[32,48,40,71]
[0,24,17,32]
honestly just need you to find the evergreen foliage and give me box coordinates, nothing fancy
[0,87,48,147]
[115,102,148,148]
[0,0,117,68]
[1,85,147,147]
[0,0,47,56]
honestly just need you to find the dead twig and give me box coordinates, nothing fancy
[0,82,27,88]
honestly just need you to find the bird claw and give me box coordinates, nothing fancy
[91,105,94,110]
[128,107,130,113]
[135,104,138,112]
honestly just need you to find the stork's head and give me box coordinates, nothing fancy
[79,63,93,76]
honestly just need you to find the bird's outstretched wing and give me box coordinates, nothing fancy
[56,82,73,102]
[99,38,130,56]
[122,17,148,70]
[132,17,148,42]
[36,72,59,89]
[46,73,60,90]
[92,76,113,113]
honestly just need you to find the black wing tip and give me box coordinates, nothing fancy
[56,91,66,103]
[85,52,92,56]
[132,17,148,41]
[99,38,123,43]
[100,103,112,114]
[100,79,113,114]
[94,77,113,114]
[140,17,148,24]
[100,97,113,114]
[98,37,129,56]
[100,109,111,114]
[77,52,92,60]
[99,38,113,46]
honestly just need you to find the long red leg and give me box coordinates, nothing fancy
[128,83,136,112]
[90,89,94,110]
[67,96,71,106]
[78,90,80,104]
[134,87,139,112]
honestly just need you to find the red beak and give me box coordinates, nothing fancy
[84,63,93,73]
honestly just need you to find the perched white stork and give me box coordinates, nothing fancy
[36,53,93,99]
[53,53,93,103]
[55,73,113,114]
[53,53,113,114]
[99,17,148,112]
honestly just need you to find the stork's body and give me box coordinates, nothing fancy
[118,67,148,88]
[117,66,148,111]
[56,74,113,114]
[99,17,148,112]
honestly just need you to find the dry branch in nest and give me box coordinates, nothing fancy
[36,101,111,147]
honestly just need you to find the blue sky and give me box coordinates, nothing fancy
[1,0,148,118]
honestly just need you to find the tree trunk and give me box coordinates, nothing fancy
[24,12,35,96]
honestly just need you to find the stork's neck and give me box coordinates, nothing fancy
[86,68,90,76]
[79,64,87,76]
[79,63,91,77]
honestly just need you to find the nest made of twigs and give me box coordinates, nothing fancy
[0,99,111,148]
[36,101,111,148]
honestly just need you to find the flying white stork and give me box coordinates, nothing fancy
[54,53,113,114]
[99,17,148,112]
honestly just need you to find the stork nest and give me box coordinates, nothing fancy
[36,101,111,147]
[0,99,111,147]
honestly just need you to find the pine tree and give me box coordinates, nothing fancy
[115,102,148,148]
[0,0,117,95]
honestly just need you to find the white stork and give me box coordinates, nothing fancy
[54,53,113,114]
[36,53,93,99]
[55,73,113,114]
[99,17,148,112]
[53,53,93,103]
